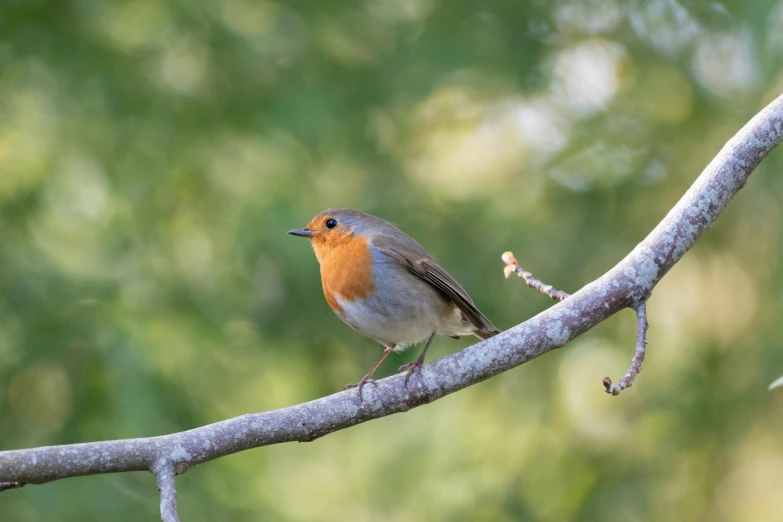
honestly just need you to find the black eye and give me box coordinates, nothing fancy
[325,218,338,229]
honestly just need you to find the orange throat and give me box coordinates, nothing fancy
[312,232,375,313]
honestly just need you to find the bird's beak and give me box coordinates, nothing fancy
[288,228,315,238]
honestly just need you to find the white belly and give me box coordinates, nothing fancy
[334,291,472,350]
[335,295,426,350]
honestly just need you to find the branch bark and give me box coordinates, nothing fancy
[1,94,782,520]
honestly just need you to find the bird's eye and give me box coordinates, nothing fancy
[325,218,338,229]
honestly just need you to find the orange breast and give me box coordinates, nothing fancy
[312,232,375,313]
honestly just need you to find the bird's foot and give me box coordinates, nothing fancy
[344,374,377,400]
[398,355,426,388]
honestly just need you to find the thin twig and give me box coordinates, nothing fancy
[502,251,570,301]
[153,460,180,522]
[0,482,24,492]
[603,303,649,396]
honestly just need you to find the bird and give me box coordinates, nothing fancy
[289,208,500,397]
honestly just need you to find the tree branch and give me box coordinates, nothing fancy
[1,94,782,520]
[603,302,649,395]
[501,250,650,395]
[153,460,181,522]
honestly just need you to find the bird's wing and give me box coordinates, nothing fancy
[371,234,499,335]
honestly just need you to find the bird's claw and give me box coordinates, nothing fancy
[344,375,377,400]
[398,357,425,387]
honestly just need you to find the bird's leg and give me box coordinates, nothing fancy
[398,332,436,386]
[345,346,395,399]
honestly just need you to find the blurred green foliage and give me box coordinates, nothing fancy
[2,0,783,520]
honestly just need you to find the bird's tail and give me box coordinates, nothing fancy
[473,328,501,341]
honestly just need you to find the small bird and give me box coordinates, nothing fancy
[289,209,500,396]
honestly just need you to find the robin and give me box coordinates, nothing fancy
[289,209,500,397]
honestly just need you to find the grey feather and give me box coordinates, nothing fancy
[371,234,500,336]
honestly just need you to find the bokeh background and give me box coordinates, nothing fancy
[2,0,783,520]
